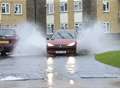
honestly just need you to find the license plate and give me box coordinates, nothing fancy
[56,51,66,54]
[0,41,9,44]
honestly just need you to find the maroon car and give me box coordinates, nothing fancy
[47,31,77,56]
[0,29,17,56]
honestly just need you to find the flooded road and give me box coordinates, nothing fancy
[0,54,120,81]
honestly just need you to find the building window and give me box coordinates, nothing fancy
[14,4,22,15]
[75,23,82,32]
[60,2,68,12]
[47,3,54,14]
[103,22,111,33]
[74,1,82,12]
[103,0,110,12]
[47,24,54,33]
[61,23,68,30]
[1,3,10,14]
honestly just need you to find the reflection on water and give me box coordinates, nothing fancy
[46,56,76,87]
[47,57,54,87]
[66,57,76,74]
[47,73,54,86]
[47,57,54,73]
[69,80,75,85]
[47,57,54,65]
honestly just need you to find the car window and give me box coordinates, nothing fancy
[51,31,76,40]
[0,29,16,36]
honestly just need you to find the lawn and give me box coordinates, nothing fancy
[96,51,120,68]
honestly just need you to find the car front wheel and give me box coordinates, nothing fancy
[1,51,7,56]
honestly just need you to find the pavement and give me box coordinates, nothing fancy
[0,79,120,88]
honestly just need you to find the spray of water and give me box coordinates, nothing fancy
[77,22,120,54]
[12,22,119,56]
[13,22,46,56]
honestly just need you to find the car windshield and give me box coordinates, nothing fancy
[50,31,76,40]
[0,29,16,36]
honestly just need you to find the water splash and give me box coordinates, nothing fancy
[12,22,120,56]
[77,22,120,54]
[0,76,24,81]
[13,22,46,56]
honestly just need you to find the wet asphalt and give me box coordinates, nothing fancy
[0,54,120,81]
[1,79,120,88]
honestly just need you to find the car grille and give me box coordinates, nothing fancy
[55,44,66,48]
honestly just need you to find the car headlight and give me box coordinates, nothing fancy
[67,42,76,46]
[48,43,54,46]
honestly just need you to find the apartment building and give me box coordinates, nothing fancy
[46,0,83,33]
[82,0,97,28]
[0,0,27,28]
[97,0,120,33]
[27,0,46,30]
[0,0,46,30]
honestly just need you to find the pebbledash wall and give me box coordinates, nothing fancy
[46,0,83,33]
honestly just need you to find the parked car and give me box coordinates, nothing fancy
[0,28,17,56]
[47,31,77,56]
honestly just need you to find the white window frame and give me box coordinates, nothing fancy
[60,2,68,13]
[47,3,54,15]
[103,0,110,12]
[103,22,111,33]
[1,3,10,14]
[14,4,23,15]
[60,23,68,30]
[74,1,82,12]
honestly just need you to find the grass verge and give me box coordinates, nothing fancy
[96,51,120,68]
